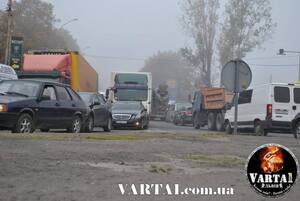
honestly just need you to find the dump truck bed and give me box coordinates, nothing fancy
[201,87,233,110]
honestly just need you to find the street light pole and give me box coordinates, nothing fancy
[278,49,300,81]
[5,0,13,65]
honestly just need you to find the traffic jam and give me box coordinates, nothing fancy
[1,0,300,200]
[1,54,300,139]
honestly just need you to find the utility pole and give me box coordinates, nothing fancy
[5,0,13,65]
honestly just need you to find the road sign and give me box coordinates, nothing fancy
[221,60,252,93]
[9,36,24,70]
[221,60,252,135]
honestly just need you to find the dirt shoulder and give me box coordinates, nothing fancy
[0,131,299,201]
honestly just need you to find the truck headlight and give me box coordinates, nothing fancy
[0,104,8,113]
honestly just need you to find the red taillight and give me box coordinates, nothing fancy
[266,104,272,119]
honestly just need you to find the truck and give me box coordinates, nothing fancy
[107,72,152,114]
[17,50,98,92]
[192,87,234,131]
[151,84,169,120]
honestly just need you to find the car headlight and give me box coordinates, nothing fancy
[0,104,8,113]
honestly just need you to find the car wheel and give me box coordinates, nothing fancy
[225,121,232,134]
[216,113,225,131]
[40,129,50,132]
[254,121,268,136]
[207,112,216,131]
[13,114,35,134]
[68,116,82,133]
[293,121,300,139]
[85,115,94,133]
[103,117,112,132]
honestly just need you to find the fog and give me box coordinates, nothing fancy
[1,0,300,90]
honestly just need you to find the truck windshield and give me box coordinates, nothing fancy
[115,74,148,85]
[115,89,148,101]
[0,81,40,97]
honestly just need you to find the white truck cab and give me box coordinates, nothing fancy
[224,83,300,138]
[0,64,18,81]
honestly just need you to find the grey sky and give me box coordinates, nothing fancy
[1,0,300,90]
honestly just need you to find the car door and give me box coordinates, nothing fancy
[95,94,108,125]
[55,85,74,127]
[36,85,59,128]
[291,86,300,120]
[272,85,292,122]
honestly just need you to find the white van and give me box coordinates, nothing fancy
[224,83,300,138]
[0,64,18,81]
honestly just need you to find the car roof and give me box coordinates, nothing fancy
[1,79,70,87]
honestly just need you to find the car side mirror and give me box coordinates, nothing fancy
[40,95,51,101]
[105,89,109,99]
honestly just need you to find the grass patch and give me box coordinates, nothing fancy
[184,154,245,167]
[149,164,173,174]
[0,132,230,142]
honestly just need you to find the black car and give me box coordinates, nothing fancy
[112,101,149,129]
[78,92,112,132]
[0,80,88,133]
[173,106,193,126]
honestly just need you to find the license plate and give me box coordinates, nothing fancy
[116,121,127,124]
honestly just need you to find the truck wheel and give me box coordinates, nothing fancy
[293,121,300,139]
[216,113,225,131]
[207,112,216,131]
[225,121,232,134]
[13,114,35,134]
[254,121,268,136]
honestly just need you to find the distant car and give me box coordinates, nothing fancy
[165,103,175,122]
[173,103,193,125]
[0,64,18,81]
[0,80,88,133]
[78,92,112,132]
[112,101,149,129]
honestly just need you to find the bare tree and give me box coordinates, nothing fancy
[180,0,220,87]
[218,0,276,66]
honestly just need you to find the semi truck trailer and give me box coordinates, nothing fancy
[18,50,98,92]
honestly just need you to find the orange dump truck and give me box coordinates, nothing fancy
[192,87,234,131]
[18,50,98,92]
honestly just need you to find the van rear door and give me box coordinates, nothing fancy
[272,85,293,122]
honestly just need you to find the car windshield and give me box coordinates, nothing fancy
[0,81,40,97]
[112,102,141,110]
[78,93,93,104]
[115,89,148,101]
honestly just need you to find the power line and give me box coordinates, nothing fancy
[249,63,298,67]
